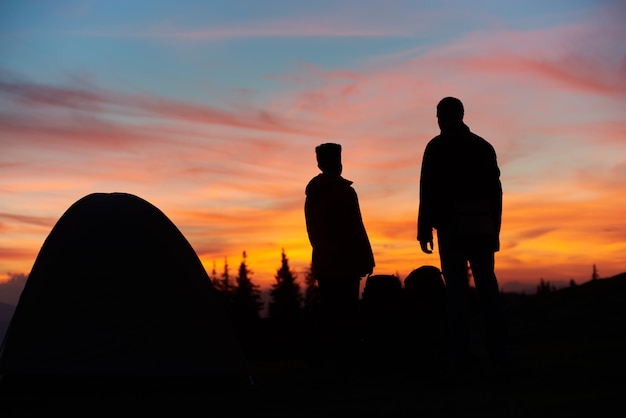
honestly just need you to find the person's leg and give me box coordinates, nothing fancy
[317,278,338,367]
[317,277,360,373]
[333,277,360,373]
[469,251,507,362]
[438,243,472,369]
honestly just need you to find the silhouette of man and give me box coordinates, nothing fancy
[305,143,375,373]
[417,97,506,372]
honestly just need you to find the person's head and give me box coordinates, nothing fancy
[436,97,464,130]
[315,143,342,175]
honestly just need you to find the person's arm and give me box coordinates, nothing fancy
[417,143,435,254]
[348,187,375,276]
[488,144,503,251]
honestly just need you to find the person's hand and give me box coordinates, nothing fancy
[420,240,434,254]
[361,267,373,277]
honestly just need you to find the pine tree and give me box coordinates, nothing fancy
[592,264,599,281]
[210,260,222,292]
[537,278,555,295]
[231,251,263,326]
[213,256,235,311]
[269,248,302,324]
[221,256,233,297]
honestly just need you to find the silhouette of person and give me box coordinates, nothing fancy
[417,97,506,373]
[305,143,375,373]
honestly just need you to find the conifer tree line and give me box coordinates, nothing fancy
[208,252,604,321]
[209,248,319,324]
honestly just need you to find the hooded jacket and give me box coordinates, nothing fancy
[305,173,375,280]
[417,123,502,251]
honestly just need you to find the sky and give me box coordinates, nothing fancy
[1,0,625,297]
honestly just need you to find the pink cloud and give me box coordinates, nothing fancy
[428,10,626,98]
[0,80,310,138]
[574,162,626,193]
[0,213,56,228]
[460,52,626,97]
[0,112,169,152]
[0,247,35,260]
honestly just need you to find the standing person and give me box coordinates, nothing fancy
[305,142,375,374]
[417,97,506,373]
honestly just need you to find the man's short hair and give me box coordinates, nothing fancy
[437,97,464,121]
[316,143,342,173]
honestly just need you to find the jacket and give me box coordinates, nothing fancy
[305,173,375,280]
[417,123,502,251]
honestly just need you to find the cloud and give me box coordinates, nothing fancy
[514,227,558,240]
[574,162,626,192]
[267,7,626,137]
[450,14,626,97]
[0,273,27,305]
[0,79,310,136]
[0,212,56,228]
[0,79,326,196]
[0,247,36,260]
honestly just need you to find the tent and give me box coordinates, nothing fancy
[0,192,250,393]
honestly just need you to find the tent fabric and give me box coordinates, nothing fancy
[0,193,247,383]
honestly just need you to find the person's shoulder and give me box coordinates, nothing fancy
[468,130,495,150]
[334,177,356,199]
[468,130,486,141]
[424,134,444,150]
[429,133,443,143]
[306,173,323,186]
[338,176,355,190]
[305,174,324,195]
[306,174,353,195]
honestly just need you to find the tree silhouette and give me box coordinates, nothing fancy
[537,278,556,295]
[231,251,263,326]
[230,251,263,357]
[210,257,235,311]
[221,256,234,302]
[592,264,599,281]
[269,248,302,324]
[210,260,222,291]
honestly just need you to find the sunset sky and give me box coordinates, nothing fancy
[1,0,625,294]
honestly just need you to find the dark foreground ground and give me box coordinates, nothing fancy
[2,274,625,417]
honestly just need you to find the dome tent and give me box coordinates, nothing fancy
[0,193,250,394]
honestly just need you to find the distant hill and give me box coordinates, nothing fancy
[507,272,626,318]
[501,271,626,381]
[500,279,571,294]
[0,302,16,344]
[0,274,27,306]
